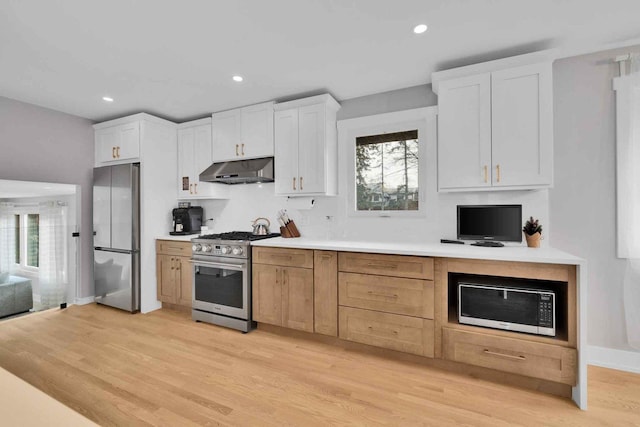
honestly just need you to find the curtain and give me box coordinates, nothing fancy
[38,201,68,308]
[0,203,16,281]
[615,54,640,350]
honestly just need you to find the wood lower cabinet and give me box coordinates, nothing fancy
[252,247,314,332]
[339,307,434,357]
[442,327,577,386]
[314,251,338,336]
[156,240,192,308]
[339,252,434,280]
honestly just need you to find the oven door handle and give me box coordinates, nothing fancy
[192,260,247,270]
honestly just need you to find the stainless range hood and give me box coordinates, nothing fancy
[199,157,274,184]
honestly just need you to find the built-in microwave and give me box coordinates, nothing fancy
[458,282,555,337]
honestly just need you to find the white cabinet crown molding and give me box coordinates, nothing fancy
[93,112,177,130]
[274,93,340,111]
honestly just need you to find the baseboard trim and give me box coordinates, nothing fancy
[73,296,95,306]
[588,345,640,374]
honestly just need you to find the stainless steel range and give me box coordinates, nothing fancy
[191,231,280,332]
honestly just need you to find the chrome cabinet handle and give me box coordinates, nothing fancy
[241,143,245,156]
[236,144,239,156]
[293,177,296,190]
[194,183,197,194]
[300,176,303,190]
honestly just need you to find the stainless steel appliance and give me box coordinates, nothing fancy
[191,231,279,332]
[458,282,556,336]
[170,206,203,235]
[199,157,274,184]
[93,163,140,312]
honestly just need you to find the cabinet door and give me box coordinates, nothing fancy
[212,109,241,162]
[252,264,282,326]
[157,255,177,304]
[96,126,119,164]
[116,122,140,160]
[177,127,195,198]
[282,266,314,332]
[176,257,192,307]
[274,108,299,195]
[193,124,215,197]
[437,73,492,190]
[297,103,326,194]
[491,63,553,187]
[241,102,274,159]
[314,251,338,336]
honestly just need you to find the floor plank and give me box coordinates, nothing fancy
[0,304,638,426]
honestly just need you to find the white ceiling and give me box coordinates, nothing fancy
[0,180,77,199]
[1,0,639,123]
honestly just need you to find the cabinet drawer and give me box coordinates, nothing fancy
[442,328,577,385]
[339,272,433,319]
[338,252,434,280]
[253,247,313,268]
[339,307,434,357]
[156,240,192,257]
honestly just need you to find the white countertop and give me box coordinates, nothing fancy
[250,237,584,265]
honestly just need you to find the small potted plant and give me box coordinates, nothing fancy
[523,217,542,248]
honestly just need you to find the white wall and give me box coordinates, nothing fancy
[0,97,94,300]
[551,45,640,353]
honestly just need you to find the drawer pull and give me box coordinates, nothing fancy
[366,263,398,270]
[483,349,526,361]
[367,325,398,335]
[367,291,398,299]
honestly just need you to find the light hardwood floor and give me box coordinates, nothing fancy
[0,304,638,426]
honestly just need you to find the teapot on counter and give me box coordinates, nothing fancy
[251,217,271,235]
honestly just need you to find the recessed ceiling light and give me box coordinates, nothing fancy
[413,24,428,34]
[232,75,244,82]
[102,96,114,102]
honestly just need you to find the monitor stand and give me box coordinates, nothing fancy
[471,241,504,247]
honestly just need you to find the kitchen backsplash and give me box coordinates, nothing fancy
[196,182,549,246]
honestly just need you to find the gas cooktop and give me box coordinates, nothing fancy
[197,231,281,242]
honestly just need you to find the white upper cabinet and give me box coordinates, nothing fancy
[433,53,554,192]
[212,101,274,162]
[274,94,340,196]
[177,118,228,200]
[95,121,140,165]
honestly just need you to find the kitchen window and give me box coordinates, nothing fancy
[340,107,435,218]
[14,213,39,269]
[355,130,419,211]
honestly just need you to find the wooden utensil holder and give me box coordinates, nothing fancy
[280,220,301,238]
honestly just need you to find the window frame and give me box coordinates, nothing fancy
[340,107,434,218]
[12,210,40,273]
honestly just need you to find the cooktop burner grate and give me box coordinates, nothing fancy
[198,231,281,241]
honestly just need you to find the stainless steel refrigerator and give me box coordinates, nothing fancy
[93,163,140,312]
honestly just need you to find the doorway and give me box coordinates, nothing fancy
[0,179,79,317]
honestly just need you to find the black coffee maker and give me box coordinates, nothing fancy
[170,206,203,235]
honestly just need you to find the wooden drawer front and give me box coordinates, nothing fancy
[338,252,434,280]
[339,307,434,357]
[442,328,577,385]
[339,273,434,319]
[253,247,313,268]
[156,240,192,257]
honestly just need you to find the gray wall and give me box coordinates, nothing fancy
[0,96,94,299]
[551,46,639,353]
[337,84,437,120]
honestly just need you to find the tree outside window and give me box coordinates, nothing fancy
[355,130,419,211]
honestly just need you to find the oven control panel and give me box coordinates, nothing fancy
[192,242,247,258]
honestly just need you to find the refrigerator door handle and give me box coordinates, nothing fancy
[94,247,138,254]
